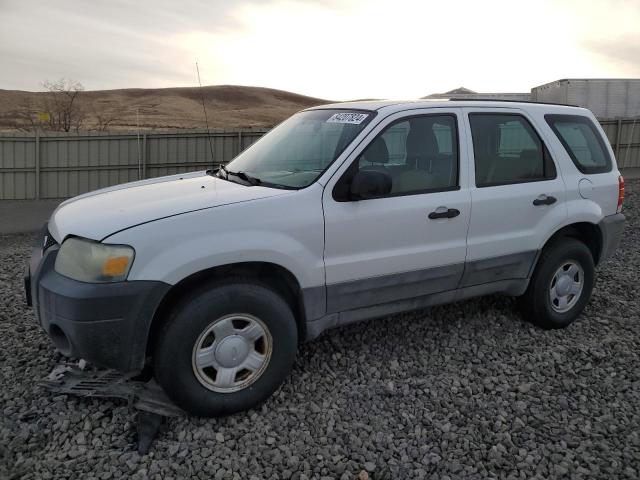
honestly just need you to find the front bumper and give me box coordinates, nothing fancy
[26,240,170,372]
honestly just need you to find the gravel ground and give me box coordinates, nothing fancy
[2,182,639,480]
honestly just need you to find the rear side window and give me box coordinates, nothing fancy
[469,114,556,187]
[545,115,612,174]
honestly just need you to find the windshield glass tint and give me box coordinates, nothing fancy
[225,109,374,188]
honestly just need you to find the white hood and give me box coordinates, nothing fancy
[48,171,289,242]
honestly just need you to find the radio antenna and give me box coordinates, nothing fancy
[196,61,215,169]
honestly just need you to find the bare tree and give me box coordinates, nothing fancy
[41,78,85,132]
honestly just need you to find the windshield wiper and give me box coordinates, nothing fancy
[211,164,255,185]
[226,170,262,186]
[211,165,295,189]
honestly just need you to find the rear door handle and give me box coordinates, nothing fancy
[533,194,557,206]
[428,207,460,220]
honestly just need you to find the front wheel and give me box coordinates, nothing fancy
[518,238,595,329]
[154,281,298,416]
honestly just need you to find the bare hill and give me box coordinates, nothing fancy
[0,85,330,132]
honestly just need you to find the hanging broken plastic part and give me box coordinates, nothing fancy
[40,364,184,454]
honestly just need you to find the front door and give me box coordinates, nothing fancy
[322,110,471,313]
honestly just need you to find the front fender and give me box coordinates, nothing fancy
[129,229,322,287]
[104,185,326,290]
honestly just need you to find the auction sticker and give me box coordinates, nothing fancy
[326,112,369,124]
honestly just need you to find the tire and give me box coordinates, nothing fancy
[518,238,595,329]
[153,281,298,417]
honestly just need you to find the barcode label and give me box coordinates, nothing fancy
[326,112,369,124]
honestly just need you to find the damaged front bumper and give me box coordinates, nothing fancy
[26,226,170,372]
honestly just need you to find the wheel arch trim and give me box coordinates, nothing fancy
[144,261,323,361]
[538,220,604,265]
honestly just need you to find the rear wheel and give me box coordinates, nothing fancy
[154,281,298,416]
[518,238,595,329]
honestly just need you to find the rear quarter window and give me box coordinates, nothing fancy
[545,115,612,174]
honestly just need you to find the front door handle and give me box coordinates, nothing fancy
[428,206,460,220]
[533,194,557,206]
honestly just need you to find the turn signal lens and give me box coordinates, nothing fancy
[102,256,130,277]
[617,175,625,213]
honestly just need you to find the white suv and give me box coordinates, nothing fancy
[26,100,625,416]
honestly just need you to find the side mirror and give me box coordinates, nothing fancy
[349,169,392,200]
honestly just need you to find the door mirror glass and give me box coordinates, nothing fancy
[349,170,392,200]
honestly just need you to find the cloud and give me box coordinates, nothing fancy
[585,36,640,76]
[0,0,359,91]
[552,0,640,76]
[0,0,259,90]
[0,0,637,98]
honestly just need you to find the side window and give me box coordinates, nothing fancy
[352,115,458,196]
[545,114,612,174]
[469,114,556,187]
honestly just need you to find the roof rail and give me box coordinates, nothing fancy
[447,98,580,108]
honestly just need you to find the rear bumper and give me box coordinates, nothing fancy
[598,212,625,264]
[27,243,170,372]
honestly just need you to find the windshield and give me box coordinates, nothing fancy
[223,109,375,188]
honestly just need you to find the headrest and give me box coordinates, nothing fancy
[362,137,389,164]
[406,120,439,158]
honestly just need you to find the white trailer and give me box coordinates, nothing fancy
[531,79,640,118]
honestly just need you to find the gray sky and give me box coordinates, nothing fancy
[1,0,639,100]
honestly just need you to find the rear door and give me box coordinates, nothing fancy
[461,107,567,287]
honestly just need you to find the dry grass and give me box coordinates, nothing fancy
[0,85,330,132]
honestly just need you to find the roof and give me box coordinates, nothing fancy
[307,99,587,114]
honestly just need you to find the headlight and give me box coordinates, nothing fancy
[54,237,135,283]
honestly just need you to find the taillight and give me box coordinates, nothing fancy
[617,175,625,213]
